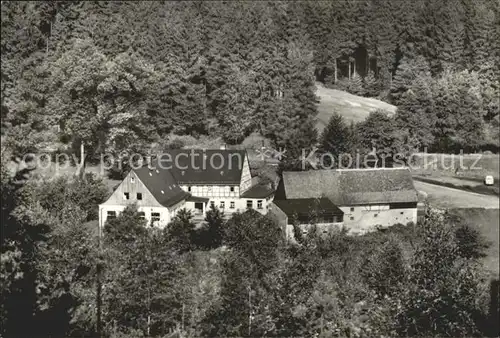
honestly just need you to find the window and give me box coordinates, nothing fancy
[230,201,235,209]
[210,201,215,208]
[151,212,160,223]
[247,200,253,209]
[123,192,130,200]
[130,176,135,183]
[107,211,117,219]
[220,201,225,209]
[138,211,145,219]
[188,186,192,192]
[350,207,355,212]
[257,200,263,209]
[374,214,378,217]
[137,193,142,200]
[400,211,404,215]
[350,216,354,221]
[230,186,235,192]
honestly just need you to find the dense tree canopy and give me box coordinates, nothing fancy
[1,1,499,336]
[2,0,498,156]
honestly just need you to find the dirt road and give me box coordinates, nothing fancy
[414,180,500,209]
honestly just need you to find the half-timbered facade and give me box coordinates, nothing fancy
[99,149,274,229]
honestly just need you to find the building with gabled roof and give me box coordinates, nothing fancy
[271,168,418,237]
[98,149,275,229]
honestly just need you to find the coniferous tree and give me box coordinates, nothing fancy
[390,56,432,105]
[204,204,224,249]
[166,209,197,252]
[395,75,436,150]
[347,72,365,96]
[363,70,379,97]
[319,113,353,168]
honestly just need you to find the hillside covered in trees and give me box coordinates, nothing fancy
[2,2,500,337]
[2,0,499,161]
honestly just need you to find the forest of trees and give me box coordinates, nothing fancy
[1,1,499,336]
[1,147,496,336]
[1,0,499,164]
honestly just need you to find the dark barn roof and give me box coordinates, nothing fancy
[279,168,418,205]
[149,149,247,185]
[273,198,344,220]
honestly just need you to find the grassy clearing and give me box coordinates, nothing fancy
[315,82,396,133]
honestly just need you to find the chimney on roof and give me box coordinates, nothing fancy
[220,144,226,150]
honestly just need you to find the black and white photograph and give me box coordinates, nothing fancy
[1,1,499,337]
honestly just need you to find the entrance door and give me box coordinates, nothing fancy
[194,202,203,215]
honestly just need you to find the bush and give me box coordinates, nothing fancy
[454,223,490,259]
[196,204,225,249]
[165,209,197,252]
[395,208,486,336]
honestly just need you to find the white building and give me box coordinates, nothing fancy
[98,149,274,230]
[270,168,419,238]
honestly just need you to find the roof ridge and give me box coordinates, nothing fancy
[284,167,410,174]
